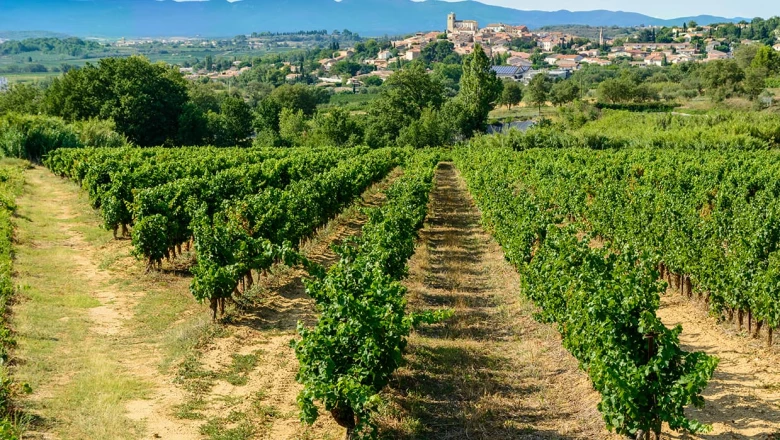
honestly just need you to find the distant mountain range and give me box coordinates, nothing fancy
[0,0,747,38]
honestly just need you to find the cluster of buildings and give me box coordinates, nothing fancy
[179,60,251,80]
[164,14,780,86]
[315,13,606,83]
[318,14,780,85]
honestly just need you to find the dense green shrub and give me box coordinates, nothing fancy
[594,102,680,112]
[0,114,80,161]
[0,114,128,162]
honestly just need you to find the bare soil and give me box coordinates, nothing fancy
[379,163,619,439]
[657,294,780,440]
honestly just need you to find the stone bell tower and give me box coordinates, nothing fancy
[447,12,456,33]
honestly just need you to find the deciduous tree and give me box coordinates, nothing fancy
[527,74,553,115]
[499,80,523,109]
[44,56,188,146]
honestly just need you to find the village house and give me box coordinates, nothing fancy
[508,25,530,35]
[484,23,507,33]
[491,65,530,81]
[624,42,689,52]
[580,57,612,66]
[352,70,394,83]
[508,51,531,59]
[537,36,558,51]
[556,59,580,70]
[365,59,389,69]
[422,31,441,42]
[405,48,421,61]
[609,49,637,60]
[773,43,780,52]
[644,52,666,66]
[557,54,584,63]
[705,39,727,52]
[450,33,474,45]
[454,45,475,56]
[668,53,695,64]
[507,56,533,67]
[677,47,698,56]
[377,50,393,60]
[706,49,730,61]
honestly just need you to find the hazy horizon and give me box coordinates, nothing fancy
[445,0,771,20]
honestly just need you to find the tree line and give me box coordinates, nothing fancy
[0,46,503,151]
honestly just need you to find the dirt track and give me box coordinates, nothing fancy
[380,163,618,439]
[658,294,780,440]
[12,166,202,439]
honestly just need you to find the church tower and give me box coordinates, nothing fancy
[599,27,604,46]
[447,12,456,33]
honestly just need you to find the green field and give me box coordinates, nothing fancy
[1,72,59,85]
[0,44,296,81]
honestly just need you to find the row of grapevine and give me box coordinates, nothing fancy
[44,147,369,263]
[453,146,718,439]
[0,161,28,436]
[293,151,444,439]
[46,146,292,180]
[45,147,302,235]
[130,147,369,267]
[190,148,404,318]
[465,146,780,346]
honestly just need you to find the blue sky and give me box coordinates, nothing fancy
[453,0,773,19]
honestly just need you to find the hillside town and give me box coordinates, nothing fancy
[171,13,780,86]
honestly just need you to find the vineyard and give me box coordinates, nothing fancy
[1,142,778,439]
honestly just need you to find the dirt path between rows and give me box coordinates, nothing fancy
[12,166,201,439]
[657,294,780,440]
[379,163,620,439]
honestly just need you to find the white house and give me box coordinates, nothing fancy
[377,50,393,60]
[774,43,780,52]
[580,57,612,66]
[537,37,557,51]
[644,52,666,66]
[484,23,507,33]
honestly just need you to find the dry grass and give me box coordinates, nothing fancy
[11,167,151,439]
